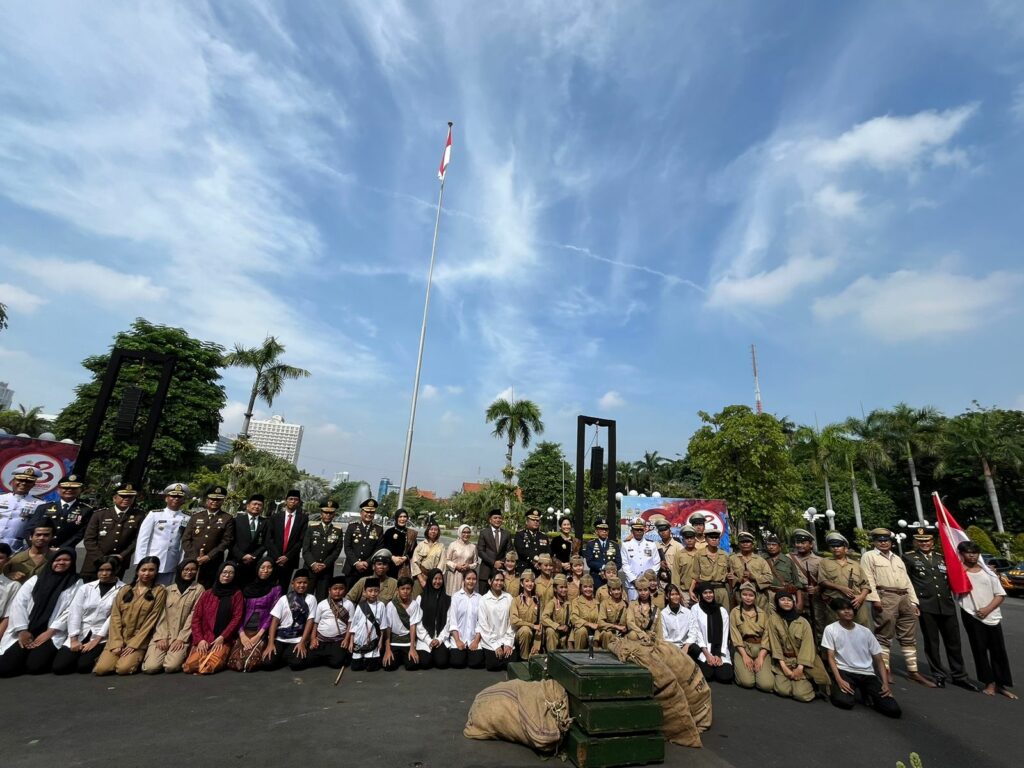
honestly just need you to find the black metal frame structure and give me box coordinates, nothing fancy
[574,415,616,540]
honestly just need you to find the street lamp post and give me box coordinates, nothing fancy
[895,532,907,555]
[825,508,836,531]
[802,507,825,548]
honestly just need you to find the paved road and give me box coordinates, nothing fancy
[4,600,1022,768]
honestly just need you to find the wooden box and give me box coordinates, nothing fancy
[505,661,532,681]
[546,651,653,701]
[569,697,662,735]
[563,725,665,768]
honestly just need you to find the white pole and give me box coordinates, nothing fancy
[398,177,447,509]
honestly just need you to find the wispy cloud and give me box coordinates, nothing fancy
[598,390,626,409]
[708,255,838,308]
[0,282,46,314]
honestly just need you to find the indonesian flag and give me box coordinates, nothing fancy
[933,491,993,595]
[438,122,453,182]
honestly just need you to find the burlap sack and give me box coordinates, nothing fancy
[464,678,571,751]
[654,641,713,732]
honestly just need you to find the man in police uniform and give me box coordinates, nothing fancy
[584,518,620,588]
[181,485,235,588]
[134,483,190,585]
[303,499,345,600]
[764,532,805,612]
[0,467,44,551]
[343,498,384,588]
[26,473,94,550]
[82,483,145,580]
[514,509,549,575]
[903,527,979,690]
[622,518,659,601]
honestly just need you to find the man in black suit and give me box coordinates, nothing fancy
[231,493,268,585]
[476,509,511,594]
[27,473,94,551]
[343,498,384,587]
[265,489,308,591]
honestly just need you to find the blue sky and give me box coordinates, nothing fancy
[2,1,1023,496]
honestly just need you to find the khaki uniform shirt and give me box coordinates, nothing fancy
[658,539,685,585]
[729,605,770,648]
[728,553,773,591]
[676,549,697,590]
[819,557,870,602]
[860,549,918,605]
[108,584,167,650]
[542,598,571,632]
[625,601,661,640]
[347,575,398,605]
[691,550,730,586]
[598,599,628,631]
[152,582,205,643]
[569,596,601,631]
[510,594,542,630]
[2,549,48,582]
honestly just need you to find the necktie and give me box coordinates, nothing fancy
[283,513,293,551]
[251,517,257,537]
[63,503,70,513]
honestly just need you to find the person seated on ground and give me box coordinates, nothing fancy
[447,570,484,669]
[661,584,695,653]
[595,562,623,603]
[729,581,773,693]
[384,576,421,671]
[570,575,601,650]
[0,547,80,677]
[3,523,55,584]
[500,551,519,597]
[689,582,734,684]
[143,559,203,674]
[412,520,445,597]
[598,578,629,649]
[183,561,242,675]
[478,571,514,672]
[264,568,315,671]
[510,569,542,660]
[415,569,451,670]
[566,556,588,600]
[643,569,667,610]
[347,576,390,672]
[95,556,165,676]
[542,574,572,650]
[348,550,398,605]
[767,591,823,702]
[0,543,20,638]
[227,556,280,672]
[535,554,556,609]
[305,576,351,670]
[625,576,661,643]
[823,597,901,717]
[54,556,123,675]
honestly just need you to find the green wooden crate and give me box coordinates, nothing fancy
[528,654,549,680]
[563,725,665,768]
[569,697,662,735]
[506,661,532,681]
[547,651,653,701]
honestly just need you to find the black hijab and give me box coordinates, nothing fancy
[174,559,199,595]
[28,548,79,636]
[242,556,277,599]
[212,562,239,636]
[696,582,724,650]
[774,592,800,624]
[419,568,450,639]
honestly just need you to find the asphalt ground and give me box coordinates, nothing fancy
[3,598,1023,768]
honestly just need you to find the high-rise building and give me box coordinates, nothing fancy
[0,382,13,411]
[198,435,234,456]
[248,415,303,465]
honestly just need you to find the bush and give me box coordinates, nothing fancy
[966,525,999,556]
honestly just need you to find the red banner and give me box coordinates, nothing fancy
[0,436,80,501]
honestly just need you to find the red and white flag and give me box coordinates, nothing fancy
[438,122,453,182]
[933,491,993,595]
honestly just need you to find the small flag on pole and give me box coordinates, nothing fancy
[933,491,993,595]
[438,122,453,182]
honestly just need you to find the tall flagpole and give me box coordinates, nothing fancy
[398,122,452,509]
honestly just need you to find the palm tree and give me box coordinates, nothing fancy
[0,404,49,436]
[794,424,846,513]
[634,450,669,494]
[879,403,942,525]
[0,302,8,331]
[223,336,311,490]
[616,460,636,492]
[844,412,892,489]
[485,396,544,514]
[833,436,864,530]
[935,407,1024,533]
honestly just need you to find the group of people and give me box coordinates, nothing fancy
[0,468,1016,716]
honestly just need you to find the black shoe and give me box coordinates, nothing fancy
[934,677,946,688]
[952,678,982,692]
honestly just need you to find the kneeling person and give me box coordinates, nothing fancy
[346,576,390,671]
[265,570,316,671]
[306,577,351,670]
[384,576,421,671]
[823,597,901,717]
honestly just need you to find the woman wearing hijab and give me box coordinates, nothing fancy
[510,569,542,661]
[444,524,478,596]
[94,555,166,676]
[689,582,734,684]
[414,568,451,669]
[766,591,820,701]
[0,548,81,676]
[54,556,123,674]
[411,520,445,596]
[227,556,281,671]
[382,509,417,580]
[729,582,774,693]
[142,559,204,674]
[182,561,243,675]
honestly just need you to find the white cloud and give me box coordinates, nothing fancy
[315,423,340,436]
[813,185,862,218]
[421,384,439,400]
[808,105,977,171]
[445,385,464,395]
[813,269,1023,341]
[10,257,167,305]
[0,283,47,313]
[598,390,625,409]
[707,255,838,308]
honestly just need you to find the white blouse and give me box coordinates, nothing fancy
[477,591,514,650]
[688,604,731,663]
[0,576,82,653]
[446,589,480,648]
[385,599,423,647]
[660,605,697,647]
[64,579,125,646]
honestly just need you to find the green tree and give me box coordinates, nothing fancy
[223,336,311,490]
[190,441,300,511]
[0,404,50,436]
[484,397,544,515]
[633,450,669,494]
[328,480,364,512]
[965,524,999,556]
[54,319,226,499]
[792,424,847,513]
[845,412,893,490]
[878,403,942,526]
[686,405,802,531]
[450,481,526,530]
[795,465,897,545]
[518,441,574,511]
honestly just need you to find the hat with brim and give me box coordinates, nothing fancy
[115,483,138,497]
[359,498,377,511]
[737,531,755,543]
[205,486,227,500]
[688,513,707,525]
[371,548,392,563]
[870,527,893,540]
[320,499,339,513]
[163,482,188,497]
[706,530,721,539]
[791,528,813,541]
[594,518,609,530]
[913,527,934,541]
[13,467,41,482]
[58,474,84,489]
[825,533,849,547]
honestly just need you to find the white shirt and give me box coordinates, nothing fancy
[959,568,1006,626]
[65,579,125,646]
[414,594,450,651]
[0,575,81,653]
[822,621,882,676]
[688,604,730,663]
[312,598,350,641]
[385,599,423,647]
[477,590,514,650]
[0,574,19,619]
[622,538,660,584]
[660,605,697,647]
[0,492,43,550]
[134,508,189,570]
[348,598,389,657]
[447,589,480,647]
[269,594,317,644]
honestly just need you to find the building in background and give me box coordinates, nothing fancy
[378,477,391,500]
[0,382,13,411]
[248,415,303,465]
[199,435,234,456]
[333,471,350,485]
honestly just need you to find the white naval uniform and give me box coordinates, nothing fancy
[0,492,44,551]
[133,508,189,583]
[622,538,660,599]
[64,578,125,645]
[0,575,82,654]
